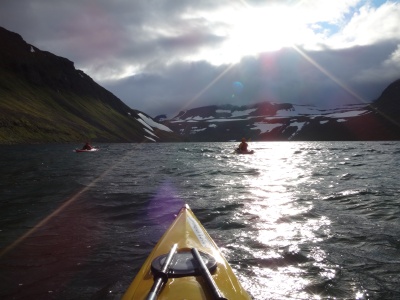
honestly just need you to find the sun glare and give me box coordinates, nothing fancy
[228,7,300,53]
[193,5,315,65]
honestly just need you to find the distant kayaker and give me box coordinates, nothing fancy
[82,142,93,150]
[238,138,248,152]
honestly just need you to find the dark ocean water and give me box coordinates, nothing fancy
[0,142,399,300]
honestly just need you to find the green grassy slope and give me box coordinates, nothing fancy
[0,26,180,144]
[0,68,145,144]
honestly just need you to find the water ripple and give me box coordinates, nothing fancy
[1,142,400,299]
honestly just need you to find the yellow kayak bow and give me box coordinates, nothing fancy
[122,205,251,300]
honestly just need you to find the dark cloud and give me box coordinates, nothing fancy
[0,0,226,65]
[1,0,400,117]
[103,42,400,117]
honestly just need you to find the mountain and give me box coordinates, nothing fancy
[162,83,400,142]
[0,27,180,144]
[370,79,400,123]
[2,26,399,144]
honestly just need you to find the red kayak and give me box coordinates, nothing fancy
[74,148,99,153]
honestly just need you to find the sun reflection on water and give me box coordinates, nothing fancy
[231,142,336,299]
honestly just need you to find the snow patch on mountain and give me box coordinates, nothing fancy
[144,136,156,142]
[231,109,257,117]
[325,110,367,118]
[251,123,282,134]
[276,104,367,118]
[137,113,173,132]
[136,118,153,131]
[206,118,246,122]
[190,127,207,134]
[144,128,159,138]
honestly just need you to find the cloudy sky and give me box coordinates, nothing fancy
[1,0,400,117]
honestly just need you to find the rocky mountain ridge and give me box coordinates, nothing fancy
[0,26,180,144]
[160,82,400,141]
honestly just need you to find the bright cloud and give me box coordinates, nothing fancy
[330,1,400,47]
[0,0,399,117]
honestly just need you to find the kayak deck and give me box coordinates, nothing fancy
[122,205,251,300]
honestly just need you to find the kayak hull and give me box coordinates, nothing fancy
[74,148,99,153]
[235,149,254,154]
[122,205,251,300]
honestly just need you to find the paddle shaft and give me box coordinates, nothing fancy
[191,248,228,300]
[146,243,178,300]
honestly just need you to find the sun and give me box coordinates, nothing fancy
[193,4,316,65]
[183,4,314,65]
[231,8,284,50]
[227,6,309,55]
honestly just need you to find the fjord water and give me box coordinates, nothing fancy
[0,142,399,300]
